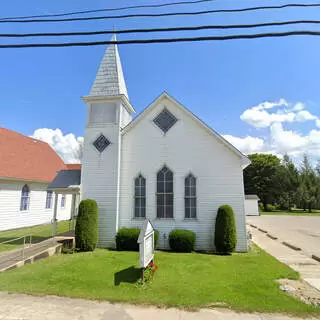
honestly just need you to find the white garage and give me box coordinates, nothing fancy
[245,195,260,216]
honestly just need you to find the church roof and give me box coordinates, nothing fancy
[89,35,129,99]
[0,127,68,182]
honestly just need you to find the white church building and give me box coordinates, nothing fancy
[52,36,251,252]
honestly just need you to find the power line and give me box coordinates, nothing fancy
[0,0,216,20]
[1,31,320,48]
[1,3,320,23]
[1,20,320,37]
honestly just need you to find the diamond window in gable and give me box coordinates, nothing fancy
[93,135,110,153]
[153,109,178,133]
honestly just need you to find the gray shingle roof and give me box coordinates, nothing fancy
[89,35,129,99]
[48,170,81,190]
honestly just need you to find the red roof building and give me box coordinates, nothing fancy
[0,127,80,182]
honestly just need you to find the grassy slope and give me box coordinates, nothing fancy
[0,220,71,252]
[0,246,318,314]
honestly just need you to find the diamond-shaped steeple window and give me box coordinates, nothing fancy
[153,109,177,133]
[93,135,110,153]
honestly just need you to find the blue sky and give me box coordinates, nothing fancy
[1,0,320,163]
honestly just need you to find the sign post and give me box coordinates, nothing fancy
[137,220,155,280]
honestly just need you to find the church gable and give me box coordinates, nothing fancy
[122,92,249,168]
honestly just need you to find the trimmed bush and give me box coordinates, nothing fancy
[169,229,196,252]
[154,229,159,249]
[75,199,98,252]
[214,205,237,254]
[116,228,140,251]
[116,228,159,251]
[116,228,160,251]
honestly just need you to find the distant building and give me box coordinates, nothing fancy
[244,195,260,216]
[0,127,79,231]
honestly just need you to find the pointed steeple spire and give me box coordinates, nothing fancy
[89,34,129,99]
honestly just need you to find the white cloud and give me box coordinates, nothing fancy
[225,99,320,161]
[31,128,83,164]
[223,134,265,154]
[240,99,318,129]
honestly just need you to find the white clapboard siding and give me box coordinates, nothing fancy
[119,96,247,252]
[0,180,72,232]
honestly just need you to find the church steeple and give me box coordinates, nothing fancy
[89,34,129,100]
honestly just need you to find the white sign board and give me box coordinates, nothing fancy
[138,220,155,268]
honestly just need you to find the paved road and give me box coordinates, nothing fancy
[0,292,315,320]
[247,216,320,257]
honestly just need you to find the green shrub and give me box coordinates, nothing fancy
[214,205,237,254]
[116,227,159,251]
[169,229,196,252]
[154,229,159,248]
[75,199,98,252]
[116,228,140,251]
[265,204,276,212]
[258,202,264,212]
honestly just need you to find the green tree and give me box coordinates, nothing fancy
[277,154,300,211]
[244,153,281,211]
[299,155,320,213]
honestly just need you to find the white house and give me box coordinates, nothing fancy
[0,127,77,231]
[78,35,251,252]
[244,195,260,216]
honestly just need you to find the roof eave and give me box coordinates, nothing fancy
[0,176,51,184]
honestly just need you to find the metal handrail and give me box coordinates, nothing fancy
[0,235,32,259]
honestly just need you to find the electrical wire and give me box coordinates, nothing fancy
[1,3,320,23]
[1,31,320,48]
[0,0,217,20]
[1,20,319,37]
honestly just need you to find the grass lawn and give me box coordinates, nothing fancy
[0,246,318,315]
[0,220,72,252]
[261,209,320,217]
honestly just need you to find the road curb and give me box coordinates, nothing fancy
[282,241,301,251]
[266,234,278,240]
[312,255,320,263]
[249,224,257,228]
[258,228,268,233]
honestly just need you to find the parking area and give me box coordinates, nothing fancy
[247,215,320,258]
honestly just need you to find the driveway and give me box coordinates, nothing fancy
[0,292,313,320]
[247,216,320,258]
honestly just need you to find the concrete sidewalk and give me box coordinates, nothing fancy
[250,227,320,292]
[0,292,316,320]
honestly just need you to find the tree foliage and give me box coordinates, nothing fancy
[244,153,320,213]
[244,153,281,211]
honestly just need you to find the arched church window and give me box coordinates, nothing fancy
[134,174,146,218]
[185,174,197,219]
[157,166,173,218]
[20,184,30,211]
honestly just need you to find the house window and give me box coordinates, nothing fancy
[185,174,197,219]
[134,174,146,218]
[20,184,30,211]
[61,194,66,209]
[157,166,173,218]
[45,191,53,209]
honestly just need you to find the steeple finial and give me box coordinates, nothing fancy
[89,34,129,99]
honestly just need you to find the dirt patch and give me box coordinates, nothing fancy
[278,279,320,306]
